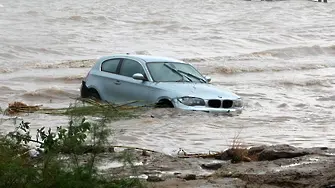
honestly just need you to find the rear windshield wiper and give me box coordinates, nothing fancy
[164,63,192,82]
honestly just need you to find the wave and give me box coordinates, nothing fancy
[21,88,78,100]
[0,68,14,74]
[30,51,151,69]
[317,95,335,101]
[135,51,151,55]
[31,59,96,69]
[68,15,86,22]
[55,75,84,82]
[0,86,13,91]
[4,44,334,75]
[26,11,39,16]
[135,20,166,25]
[15,76,84,83]
[70,15,108,21]
[241,45,335,60]
[7,75,84,84]
[280,78,334,87]
[183,45,335,63]
[210,63,330,74]
[212,66,266,74]
[46,14,109,24]
[0,86,25,95]
[30,56,329,75]
[39,75,84,82]
[182,45,334,74]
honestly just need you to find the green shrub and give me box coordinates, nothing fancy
[0,101,146,188]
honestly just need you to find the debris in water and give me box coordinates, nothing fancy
[4,102,41,115]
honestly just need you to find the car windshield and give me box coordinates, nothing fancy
[147,62,206,83]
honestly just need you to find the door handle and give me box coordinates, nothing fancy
[114,80,121,85]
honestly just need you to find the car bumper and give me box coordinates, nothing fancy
[172,99,243,114]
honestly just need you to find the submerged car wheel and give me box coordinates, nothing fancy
[156,99,174,108]
[88,89,101,101]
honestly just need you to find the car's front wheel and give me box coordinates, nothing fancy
[156,99,174,108]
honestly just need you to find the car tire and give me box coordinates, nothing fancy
[88,89,101,101]
[156,99,174,108]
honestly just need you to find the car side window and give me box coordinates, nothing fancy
[119,59,145,77]
[101,59,120,73]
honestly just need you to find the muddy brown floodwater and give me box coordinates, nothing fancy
[1,0,335,154]
[1,0,335,187]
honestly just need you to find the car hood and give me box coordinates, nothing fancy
[152,82,240,100]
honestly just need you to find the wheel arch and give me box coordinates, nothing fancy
[85,83,103,100]
[156,97,174,108]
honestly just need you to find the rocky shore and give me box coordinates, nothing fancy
[100,144,335,188]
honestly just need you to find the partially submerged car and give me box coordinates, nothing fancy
[81,54,243,113]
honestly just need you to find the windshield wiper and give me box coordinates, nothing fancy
[176,70,206,83]
[164,63,192,82]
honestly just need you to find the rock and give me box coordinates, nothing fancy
[201,163,223,170]
[147,175,165,182]
[248,145,266,155]
[308,147,329,154]
[214,150,230,160]
[214,145,311,162]
[320,147,328,150]
[258,144,309,161]
[269,144,297,151]
[183,174,196,180]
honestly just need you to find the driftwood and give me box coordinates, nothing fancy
[4,102,42,115]
[3,99,141,116]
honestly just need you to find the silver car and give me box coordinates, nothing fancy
[81,54,243,113]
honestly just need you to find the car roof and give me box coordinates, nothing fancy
[97,54,184,63]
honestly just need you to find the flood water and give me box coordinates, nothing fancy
[0,0,334,154]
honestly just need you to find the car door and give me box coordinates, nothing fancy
[98,58,123,102]
[116,58,153,105]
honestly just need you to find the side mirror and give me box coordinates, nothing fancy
[204,75,211,83]
[132,73,146,81]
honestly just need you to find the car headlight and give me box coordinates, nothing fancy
[233,99,243,107]
[177,97,205,106]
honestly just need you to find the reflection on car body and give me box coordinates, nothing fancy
[81,54,243,114]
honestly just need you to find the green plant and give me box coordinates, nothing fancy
[1,101,146,188]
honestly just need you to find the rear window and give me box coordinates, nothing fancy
[101,59,120,73]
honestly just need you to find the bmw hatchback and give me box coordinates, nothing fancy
[81,54,243,113]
